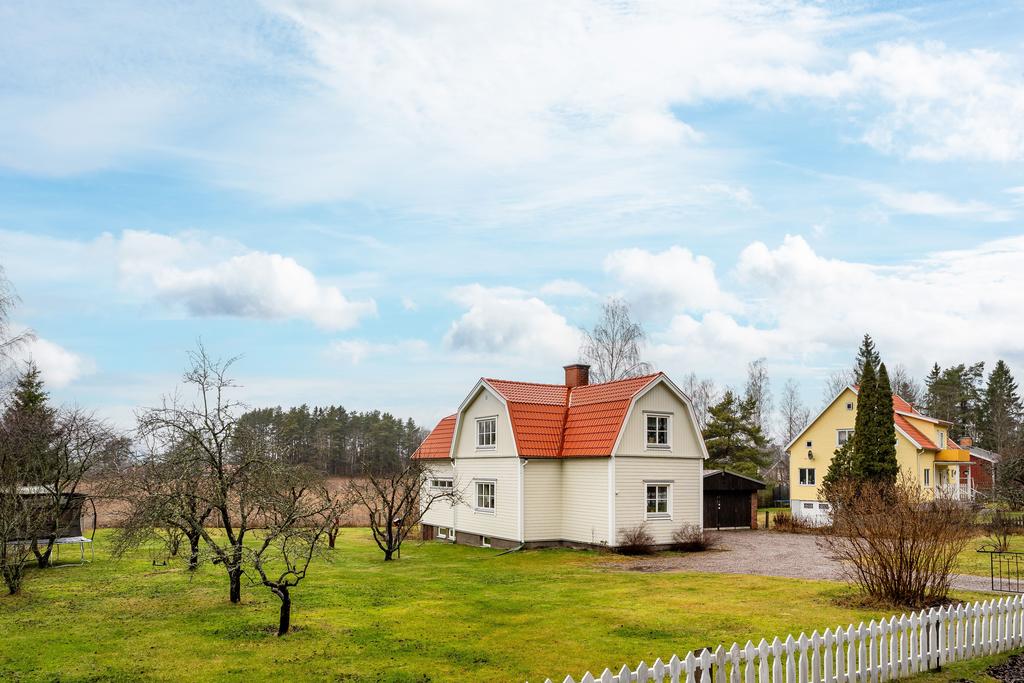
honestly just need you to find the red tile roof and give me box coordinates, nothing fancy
[411,414,457,459]
[414,373,665,460]
[849,387,945,451]
[894,413,939,450]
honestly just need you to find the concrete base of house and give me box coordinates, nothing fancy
[421,524,619,551]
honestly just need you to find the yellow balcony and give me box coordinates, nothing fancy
[935,448,971,463]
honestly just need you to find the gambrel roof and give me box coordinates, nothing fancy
[413,372,700,460]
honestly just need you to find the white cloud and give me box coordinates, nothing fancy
[846,43,1024,162]
[1,3,1022,214]
[329,338,428,365]
[874,189,1010,221]
[538,279,596,298]
[444,284,582,361]
[0,229,376,330]
[9,331,94,388]
[604,246,740,315]
[112,230,376,330]
[648,234,1024,380]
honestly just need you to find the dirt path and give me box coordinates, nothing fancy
[601,529,996,593]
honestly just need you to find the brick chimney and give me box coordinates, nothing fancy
[959,436,973,449]
[563,363,590,388]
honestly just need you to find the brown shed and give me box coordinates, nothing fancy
[703,469,766,530]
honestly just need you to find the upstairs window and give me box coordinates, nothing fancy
[837,429,854,446]
[431,478,453,491]
[477,417,496,448]
[799,468,816,486]
[645,483,670,518]
[475,481,495,511]
[937,430,946,447]
[646,414,671,448]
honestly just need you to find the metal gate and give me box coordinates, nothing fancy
[983,550,1024,592]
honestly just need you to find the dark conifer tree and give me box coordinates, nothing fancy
[854,334,881,384]
[979,360,1022,454]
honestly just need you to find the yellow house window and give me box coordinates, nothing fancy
[923,468,930,486]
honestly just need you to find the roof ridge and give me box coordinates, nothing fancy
[484,377,567,388]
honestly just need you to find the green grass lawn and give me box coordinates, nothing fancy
[0,530,995,682]
[957,535,1024,576]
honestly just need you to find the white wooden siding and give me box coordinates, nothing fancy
[449,456,520,541]
[523,459,563,541]
[420,462,456,530]
[453,386,515,458]
[616,382,704,458]
[561,458,609,545]
[614,456,701,544]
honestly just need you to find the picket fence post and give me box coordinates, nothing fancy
[541,600,1024,683]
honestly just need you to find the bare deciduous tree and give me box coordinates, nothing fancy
[107,439,214,570]
[580,298,653,384]
[889,363,923,407]
[778,379,810,446]
[743,358,773,439]
[244,472,337,636]
[821,475,974,606]
[0,267,34,378]
[822,369,855,406]
[681,372,717,431]
[349,456,459,561]
[29,407,119,568]
[136,345,258,603]
[0,473,35,594]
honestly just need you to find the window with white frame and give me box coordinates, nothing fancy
[431,478,453,491]
[799,467,815,486]
[481,536,491,548]
[937,430,946,447]
[437,527,449,540]
[475,481,495,511]
[645,483,671,518]
[476,417,496,448]
[923,468,930,486]
[645,414,671,448]
[803,502,814,509]
[837,429,854,446]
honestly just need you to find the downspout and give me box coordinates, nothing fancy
[519,459,526,545]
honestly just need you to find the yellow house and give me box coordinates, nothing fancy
[786,385,973,521]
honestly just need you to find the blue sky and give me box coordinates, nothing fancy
[2,0,1023,436]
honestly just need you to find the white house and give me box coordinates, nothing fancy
[413,364,709,549]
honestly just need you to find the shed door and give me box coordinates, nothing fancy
[704,492,751,529]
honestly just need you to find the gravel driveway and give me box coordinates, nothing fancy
[602,529,996,593]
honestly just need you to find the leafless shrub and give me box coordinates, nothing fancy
[980,510,1014,552]
[772,511,820,534]
[671,524,717,552]
[821,475,975,607]
[616,524,656,555]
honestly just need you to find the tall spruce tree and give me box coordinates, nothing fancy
[854,334,881,384]
[867,363,899,482]
[849,359,898,484]
[1,362,56,482]
[979,360,1022,453]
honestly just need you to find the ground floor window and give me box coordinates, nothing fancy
[481,536,491,548]
[799,467,815,486]
[475,481,495,512]
[437,527,449,540]
[923,468,930,486]
[803,502,814,509]
[645,483,671,519]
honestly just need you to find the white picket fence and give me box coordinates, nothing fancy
[543,597,1024,683]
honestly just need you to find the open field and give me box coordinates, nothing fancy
[0,529,996,682]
